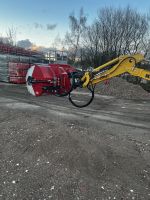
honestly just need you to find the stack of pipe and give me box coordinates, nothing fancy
[0,54,9,82]
[0,53,45,83]
[0,43,46,83]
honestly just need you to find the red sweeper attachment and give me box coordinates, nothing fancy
[26,63,94,107]
[26,64,77,96]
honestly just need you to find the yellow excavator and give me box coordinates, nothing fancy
[26,53,150,107]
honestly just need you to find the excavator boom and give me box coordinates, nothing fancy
[81,54,150,87]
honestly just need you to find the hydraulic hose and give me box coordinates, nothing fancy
[68,84,95,108]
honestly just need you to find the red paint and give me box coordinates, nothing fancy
[27,64,76,96]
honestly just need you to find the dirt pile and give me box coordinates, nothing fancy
[95,77,150,100]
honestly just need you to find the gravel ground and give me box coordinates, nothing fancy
[95,77,150,100]
[0,81,150,200]
[0,95,150,200]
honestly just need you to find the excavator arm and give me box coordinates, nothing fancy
[67,53,150,107]
[81,54,150,87]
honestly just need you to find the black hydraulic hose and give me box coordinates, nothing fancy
[54,71,95,107]
[68,85,95,108]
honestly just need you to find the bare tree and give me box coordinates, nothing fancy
[97,6,149,55]
[6,26,17,45]
[52,34,62,50]
[81,22,102,67]
[82,6,149,67]
[65,7,87,63]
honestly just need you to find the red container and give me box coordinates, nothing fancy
[26,64,76,96]
[9,62,30,77]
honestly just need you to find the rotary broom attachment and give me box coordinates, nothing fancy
[26,63,95,108]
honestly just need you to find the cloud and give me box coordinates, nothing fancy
[17,39,33,49]
[33,23,57,31]
[34,23,43,29]
[46,24,57,30]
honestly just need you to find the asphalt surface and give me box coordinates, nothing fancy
[0,83,150,200]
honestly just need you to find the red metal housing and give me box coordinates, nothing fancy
[26,64,76,96]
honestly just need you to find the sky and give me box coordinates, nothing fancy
[0,0,150,48]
